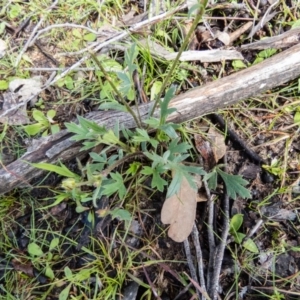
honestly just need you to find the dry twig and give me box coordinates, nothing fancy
[208,157,230,300]
[203,180,215,292]
[184,239,201,300]
[14,0,59,67]
[191,224,207,300]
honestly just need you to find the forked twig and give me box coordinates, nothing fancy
[14,0,59,67]
[142,265,162,300]
[209,196,229,299]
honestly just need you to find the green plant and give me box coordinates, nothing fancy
[0,80,8,90]
[23,109,60,137]
[262,158,284,177]
[65,87,205,196]
[30,161,94,211]
[32,87,206,215]
[232,60,248,71]
[293,106,300,125]
[27,237,60,280]
[270,290,285,300]
[0,123,8,142]
[31,30,253,220]
[56,75,75,90]
[229,214,258,253]
[204,165,251,200]
[253,48,277,65]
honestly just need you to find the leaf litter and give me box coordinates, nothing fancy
[161,174,202,242]
[0,76,42,125]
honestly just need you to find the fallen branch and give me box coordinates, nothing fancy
[0,43,300,194]
[242,27,300,50]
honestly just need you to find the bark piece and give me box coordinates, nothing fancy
[242,27,300,50]
[165,49,244,62]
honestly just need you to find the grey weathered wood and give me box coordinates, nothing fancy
[1,43,300,194]
[241,27,300,50]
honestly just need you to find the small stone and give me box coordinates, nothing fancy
[261,171,275,183]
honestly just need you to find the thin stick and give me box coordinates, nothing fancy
[142,265,162,299]
[23,67,97,71]
[14,0,59,67]
[184,272,212,300]
[191,223,208,300]
[245,218,263,239]
[29,23,99,46]
[184,239,201,300]
[173,283,193,300]
[250,286,300,296]
[204,180,215,291]
[259,0,279,31]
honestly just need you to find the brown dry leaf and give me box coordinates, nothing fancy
[161,176,200,243]
[11,259,34,277]
[49,202,67,216]
[208,126,226,162]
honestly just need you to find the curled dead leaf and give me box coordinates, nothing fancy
[195,133,215,169]
[195,126,226,169]
[215,30,230,46]
[207,126,226,162]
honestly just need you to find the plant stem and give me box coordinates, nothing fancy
[89,52,142,128]
[149,0,208,118]
[101,152,144,177]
